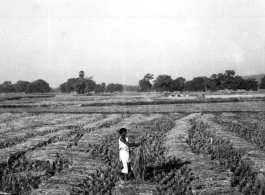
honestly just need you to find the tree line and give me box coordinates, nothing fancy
[59,71,124,94]
[139,70,265,92]
[60,70,265,94]
[2,70,265,94]
[184,70,259,92]
[0,79,51,94]
[138,73,186,92]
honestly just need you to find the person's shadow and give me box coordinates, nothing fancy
[128,159,191,182]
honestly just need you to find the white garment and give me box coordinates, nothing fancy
[119,137,129,152]
[119,137,130,174]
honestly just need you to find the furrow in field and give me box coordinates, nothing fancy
[2,142,72,194]
[77,114,124,149]
[29,151,105,195]
[0,114,109,194]
[0,113,87,134]
[77,114,124,150]
[163,113,240,194]
[194,114,259,152]
[0,129,77,168]
[0,112,29,124]
[31,114,167,195]
[190,114,265,194]
[214,112,265,151]
[106,113,167,160]
[29,114,128,195]
[125,114,164,140]
[1,114,122,195]
[78,114,163,150]
[114,114,201,195]
[0,129,78,193]
[0,114,104,149]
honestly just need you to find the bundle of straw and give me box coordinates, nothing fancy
[132,142,146,181]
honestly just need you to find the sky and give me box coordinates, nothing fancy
[0,0,265,88]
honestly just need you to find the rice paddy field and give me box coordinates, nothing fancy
[0,93,265,195]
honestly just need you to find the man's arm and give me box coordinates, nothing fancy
[120,137,140,147]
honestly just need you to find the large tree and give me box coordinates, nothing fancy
[229,76,244,90]
[60,83,67,93]
[138,73,153,92]
[241,79,258,91]
[209,70,245,90]
[0,81,16,93]
[210,73,226,90]
[205,80,217,91]
[74,79,86,94]
[153,74,173,92]
[183,80,194,91]
[105,83,123,93]
[223,70,236,89]
[14,80,30,93]
[204,77,217,91]
[25,83,38,94]
[74,76,97,94]
[63,71,99,94]
[65,78,78,93]
[183,77,207,92]
[84,77,97,94]
[170,77,185,93]
[32,79,50,93]
[94,82,106,93]
[59,71,102,94]
[193,77,206,91]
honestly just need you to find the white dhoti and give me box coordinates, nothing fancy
[119,149,130,174]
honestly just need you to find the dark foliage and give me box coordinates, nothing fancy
[105,83,123,93]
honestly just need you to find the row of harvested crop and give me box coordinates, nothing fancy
[0,114,106,150]
[84,116,195,194]
[8,114,124,195]
[133,117,194,195]
[214,116,265,151]
[188,118,265,194]
[0,113,29,124]
[0,125,70,150]
[0,127,82,195]
[25,114,193,195]
[0,114,82,134]
[27,115,128,195]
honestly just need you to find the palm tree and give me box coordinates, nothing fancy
[79,71,85,79]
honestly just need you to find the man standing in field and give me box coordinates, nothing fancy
[118,128,140,184]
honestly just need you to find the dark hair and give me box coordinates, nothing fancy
[119,128,127,135]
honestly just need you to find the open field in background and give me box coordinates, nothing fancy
[0,92,265,114]
[0,94,56,102]
[0,93,265,194]
[1,101,265,114]
[1,90,265,105]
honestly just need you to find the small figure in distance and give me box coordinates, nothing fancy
[118,128,141,185]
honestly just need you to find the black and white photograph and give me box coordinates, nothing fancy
[0,0,265,194]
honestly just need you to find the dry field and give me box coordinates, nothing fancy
[0,93,265,195]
